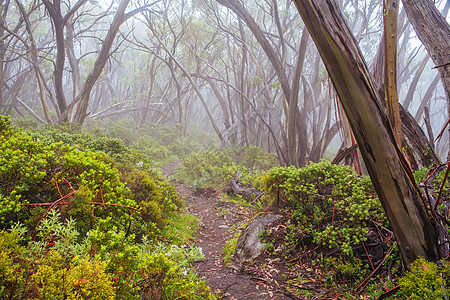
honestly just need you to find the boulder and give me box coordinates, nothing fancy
[234,214,281,262]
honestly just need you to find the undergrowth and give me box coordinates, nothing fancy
[177,146,277,188]
[23,118,216,167]
[0,116,216,299]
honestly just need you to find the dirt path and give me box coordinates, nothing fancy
[163,163,289,299]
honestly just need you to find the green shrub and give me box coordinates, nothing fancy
[394,257,450,299]
[0,210,216,299]
[178,146,277,188]
[0,115,217,299]
[257,161,395,288]
[0,115,183,242]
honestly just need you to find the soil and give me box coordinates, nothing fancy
[163,162,291,300]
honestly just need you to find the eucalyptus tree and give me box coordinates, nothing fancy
[0,0,55,122]
[292,0,446,266]
[40,0,89,119]
[214,0,343,166]
[12,0,156,125]
[401,0,449,159]
[131,0,225,139]
[14,0,52,122]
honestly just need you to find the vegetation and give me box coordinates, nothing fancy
[22,119,216,167]
[0,116,216,299]
[0,0,448,298]
[3,114,449,299]
[254,162,400,296]
[177,146,278,188]
[394,257,450,300]
[205,151,449,298]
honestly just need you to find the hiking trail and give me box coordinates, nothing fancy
[163,162,290,299]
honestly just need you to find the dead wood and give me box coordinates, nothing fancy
[223,171,263,200]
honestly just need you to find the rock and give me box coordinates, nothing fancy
[218,225,229,229]
[234,214,281,262]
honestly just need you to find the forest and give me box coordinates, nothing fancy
[0,0,449,299]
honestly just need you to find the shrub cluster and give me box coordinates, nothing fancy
[0,116,215,299]
[0,212,214,299]
[256,161,398,291]
[177,145,278,188]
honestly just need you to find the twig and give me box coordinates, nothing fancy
[362,241,375,270]
[31,190,77,241]
[54,175,63,198]
[355,246,394,292]
[99,184,107,210]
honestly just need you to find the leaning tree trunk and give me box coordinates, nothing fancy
[292,0,440,265]
[72,0,131,125]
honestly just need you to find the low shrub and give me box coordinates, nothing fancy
[394,257,450,299]
[177,146,278,188]
[257,161,398,291]
[0,212,215,299]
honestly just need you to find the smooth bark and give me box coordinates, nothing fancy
[384,0,401,145]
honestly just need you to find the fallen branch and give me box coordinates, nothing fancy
[223,171,263,200]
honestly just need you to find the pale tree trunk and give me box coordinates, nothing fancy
[238,19,249,146]
[0,0,8,107]
[401,0,450,159]
[66,16,82,122]
[15,0,52,123]
[292,0,440,265]
[403,55,429,110]
[415,74,440,121]
[72,0,131,124]
[139,56,158,127]
[288,28,309,166]
[190,73,231,130]
[384,0,402,146]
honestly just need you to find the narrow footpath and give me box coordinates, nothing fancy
[163,163,289,299]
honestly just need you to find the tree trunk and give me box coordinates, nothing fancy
[292,0,440,266]
[73,0,131,124]
[15,0,52,123]
[42,0,68,119]
[288,28,309,166]
[401,0,450,159]
[384,0,401,145]
[216,0,291,101]
[401,0,450,102]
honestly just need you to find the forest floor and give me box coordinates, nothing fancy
[163,162,292,299]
